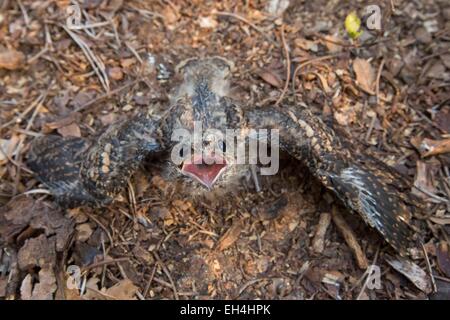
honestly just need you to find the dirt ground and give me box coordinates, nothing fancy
[0,0,450,300]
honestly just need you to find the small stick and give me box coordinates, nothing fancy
[1,93,45,129]
[212,11,277,46]
[355,82,389,103]
[236,278,270,298]
[81,257,130,272]
[127,180,137,218]
[143,264,158,298]
[422,242,437,293]
[275,24,290,107]
[312,32,355,47]
[84,211,115,246]
[375,59,385,104]
[292,54,338,94]
[62,25,110,92]
[153,252,179,300]
[17,0,30,26]
[125,41,143,64]
[356,246,380,300]
[73,78,141,113]
[331,206,369,269]
[365,113,377,142]
[250,164,261,192]
[312,212,331,253]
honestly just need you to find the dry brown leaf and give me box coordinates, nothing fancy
[120,58,136,69]
[419,138,450,157]
[333,103,359,126]
[100,113,117,126]
[20,268,57,300]
[0,134,21,165]
[30,268,57,300]
[437,242,450,278]
[107,66,123,80]
[64,287,82,300]
[132,245,155,265]
[294,38,318,52]
[197,16,218,29]
[415,27,432,44]
[76,223,93,242]
[57,122,81,137]
[323,35,342,53]
[386,255,432,294]
[20,274,33,300]
[313,72,331,93]
[429,216,450,225]
[104,279,138,300]
[43,115,78,132]
[244,256,270,276]
[0,278,7,298]
[353,58,375,92]
[17,234,56,271]
[434,108,450,133]
[266,0,290,16]
[0,197,74,251]
[248,9,266,22]
[256,68,283,88]
[413,160,439,198]
[82,276,103,300]
[216,219,242,251]
[162,5,179,24]
[426,61,448,80]
[0,49,25,70]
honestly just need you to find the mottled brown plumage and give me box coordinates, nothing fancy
[27,57,418,254]
[245,104,417,254]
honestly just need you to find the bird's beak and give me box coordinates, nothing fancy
[181,154,227,189]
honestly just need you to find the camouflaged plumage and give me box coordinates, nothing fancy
[27,57,418,254]
[245,104,417,254]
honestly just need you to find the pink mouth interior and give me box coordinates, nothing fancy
[181,155,227,189]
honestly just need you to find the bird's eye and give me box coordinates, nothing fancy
[179,148,184,158]
[218,141,226,153]
[211,57,234,72]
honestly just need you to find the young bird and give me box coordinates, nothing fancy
[27,56,418,254]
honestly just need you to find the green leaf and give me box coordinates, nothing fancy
[345,11,363,39]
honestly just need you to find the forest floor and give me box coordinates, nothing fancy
[0,0,449,300]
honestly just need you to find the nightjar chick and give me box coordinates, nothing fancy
[27,56,418,254]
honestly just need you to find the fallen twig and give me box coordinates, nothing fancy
[375,59,385,104]
[275,24,290,107]
[62,25,110,92]
[422,242,437,293]
[212,10,277,46]
[153,252,179,300]
[73,78,141,114]
[292,54,338,94]
[331,206,369,269]
[312,212,331,253]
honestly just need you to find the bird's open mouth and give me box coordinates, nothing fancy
[181,155,227,189]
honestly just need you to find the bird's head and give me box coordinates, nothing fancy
[167,57,247,191]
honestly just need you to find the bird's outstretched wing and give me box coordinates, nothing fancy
[80,114,166,200]
[245,104,417,254]
[327,164,414,252]
[27,113,170,208]
[27,135,101,208]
